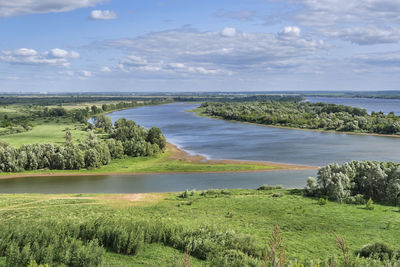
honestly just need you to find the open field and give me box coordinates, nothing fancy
[0,189,399,265]
[0,118,88,147]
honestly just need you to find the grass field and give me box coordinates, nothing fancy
[0,189,398,265]
[0,118,88,147]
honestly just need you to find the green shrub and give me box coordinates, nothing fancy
[345,194,366,205]
[318,197,328,205]
[358,242,394,260]
[366,198,375,210]
[257,185,283,191]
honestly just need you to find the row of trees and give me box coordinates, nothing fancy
[306,160,400,205]
[201,101,400,135]
[36,99,169,122]
[0,117,166,172]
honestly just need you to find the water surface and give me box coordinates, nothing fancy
[108,103,400,166]
[306,97,400,115]
[1,99,399,193]
[0,170,315,194]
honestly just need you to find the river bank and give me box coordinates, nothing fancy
[0,142,316,180]
[190,107,400,139]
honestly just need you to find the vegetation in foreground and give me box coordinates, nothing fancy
[306,160,400,205]
[199,101,400,135]
[1,186,400,266]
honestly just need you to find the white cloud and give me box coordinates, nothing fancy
[328,27,400,45]
[101,66,111,72]
[0,0,107,17]
[220,27,237,37]
[11,48,37,56]
[101,27,326,78]
[89,10,117,20]
[286,0,400,45]
[78,70,92,79]
[279,26,301,38]
[0,48,79,67]
[48,48,80,58]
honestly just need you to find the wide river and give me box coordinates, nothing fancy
[0,98,399,193]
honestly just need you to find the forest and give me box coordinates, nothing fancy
[200,101,400,135]
[0,116,166,172]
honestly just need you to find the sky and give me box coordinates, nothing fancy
[0,0,399,93]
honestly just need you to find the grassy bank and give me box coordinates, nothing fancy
[0,189,399,265]
[0,143,308,178]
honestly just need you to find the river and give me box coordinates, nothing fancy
[0,98,399,193]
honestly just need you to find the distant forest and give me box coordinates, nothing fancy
[200,101,400,135]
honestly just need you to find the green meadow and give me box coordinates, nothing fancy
[0,189,398,265]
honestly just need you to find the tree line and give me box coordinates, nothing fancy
[306,160,400,205]
[200,101,400,135]
[0,99,169,137]
[0,117,166,172]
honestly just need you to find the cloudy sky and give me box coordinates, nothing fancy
[0,0,399,93]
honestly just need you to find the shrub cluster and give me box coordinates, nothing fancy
[306,160,400,204]
[0,218,263,266]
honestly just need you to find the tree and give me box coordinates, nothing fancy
[65,130,73,143]
[146,127,166,151]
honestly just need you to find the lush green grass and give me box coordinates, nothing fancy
[1,189,399,265]
[0,118,88,147]
[102,245,206,266]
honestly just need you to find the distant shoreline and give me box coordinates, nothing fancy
[190,108,400,139]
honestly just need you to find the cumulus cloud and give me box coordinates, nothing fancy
[278,26,301,39]
[101,27,326,77]
[89,10,117,20]
[78,70,92,79]
[0,0,107,17]
[0,48,80,67]
[220,27,237,37]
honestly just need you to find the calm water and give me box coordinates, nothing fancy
[0,170,315,194]
[108,102,400,166]
[306,97,400,115]
[1,98,399,193]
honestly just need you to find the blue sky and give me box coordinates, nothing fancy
[0,0,399,93]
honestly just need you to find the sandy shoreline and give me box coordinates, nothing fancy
[0,143,317,180]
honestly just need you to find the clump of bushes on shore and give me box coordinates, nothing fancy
[305,160,400,205]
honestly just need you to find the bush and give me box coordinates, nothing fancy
[318,197,328,205]
[257,185,283,191]
[366,198,375,210]
[358,242,394,260]
[345,194,366,205]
